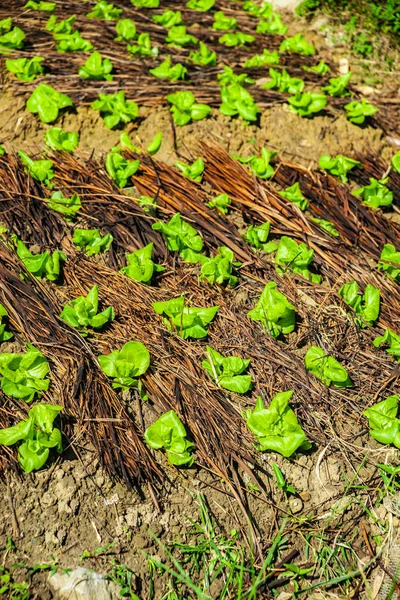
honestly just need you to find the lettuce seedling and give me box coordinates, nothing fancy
[152,297,219,339]
[0,18,12,33]
[115,18,137,41]
[263,68,304,94]
[219,32,255,47]
[92,91,139,129]
[45,128,79,153]
[166,25,197,47]
[189,42,217,66]
[46,191,81,220]
[98,341,150,390]
[13,236,66,282]
[244,49,280,68]
[338,281,380,327]
[152,213,207,264]
[152,10,182,28]
[175,157,204,182]
[288,92,327,117]
[322,72,351,97]
[364,395,400,448]
[279,182,308,210]
[217,66,255,87]
[137,195,157,213]
[213,11,237,30]
[0,305,13,343]
[0,145,5,156]
[106,152,140,188]
[305,346,352,387]
[246,391,311,457]
[6,56,43,81]
[60,284,115,333]
[202,345,252,394]
[220,84,260,122]
[378,244,400,282]
[54,30,94,52]
[18,151,54,187]
[131,0,159,6]
[280,33,314,55]
[186,0,214,11]
[79,51,113,81]
[73,229,113,255]
[200,246,241,286]
[319,154,362,182]
[344,98,378,124]
[256,12,288,35]
[0,22,25,54]
[275,236,321,283]
[352,177,393,209]
[46,15,76,34]
[235,147,276,179]
[303,60,330,75]
[206,193,231,214]
[167,91,211,126]
[243,0,272,17]
[26,83,73,124]
[147,131,162,156]
[127,32,158,57]
[149,56,187,81]
[87,1,122,19]
[25,0,55,10]
[0,343,50,402]
[0,403,62,472]
[243,221,278,252]
[310,217,339,237]
[374,328,400,360]
[119,243,165,284]
[392,151,400,173]
[145,410,195,466]
[247,281,295,338]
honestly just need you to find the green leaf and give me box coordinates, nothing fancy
[79,51,113,81]
[175,157,204,182]
[46,15,76,34]
[220,83,260,122]
[377,244,400,283]
[364,395,400,448]
[202,345,252,393]
[152,212,206,263]
[279,182,308,211]
[242,221,277,253]
[244,49,280,68]
[248,281,295,338]
[0,26,25,54]
[0,343,50,402]
[152,297,219,339]
[213,11,237,30]
[219,32,254,47]
[274,236,321,282]
[243,0,273,17]
[115,18,137,42]
[149,56,186,81]
[26,83,73,123]
[217,66,255,87]
[166,25,197,47]
[145,410,194,466]
[98,341,150,390]
[73,229,113,255]
[152,10,182,28]
[280,33,314,55]
[392,151,400,174]
[322,72,352,97]
[13,236,65,281]
[6,56,44,81]
[87,1,122,19]
[47,191,81,219]
[344,98,378,124]
[60,284,115,332]
[287,92,327,117]
[54,30,93,52]
[319,153,362,183]
[256,12,288,35]
[25,0,55,11]
[305,346,352,387]
[189,42,217,66]
[186,0,214,10]
[0,304,13,343]
[120,243,165,284]
[91,91,139,129]
[374,328,400,360]
[131,0,159,6]
[106,152,140,188]
[303,60,330,75]
[206,193,231,214]
[200,246,240,286]
[352,177,393,209]
[339,280,380,327]
[167,91,210,126]
[310,217,339,237]
[18,150,54,186]
[45,128,79,153]
[262,68,304,94]
[127,32,158,57]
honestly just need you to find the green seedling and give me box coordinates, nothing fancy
[256,12,288,35]
[243,221,278,252]
[79,51,113,81]
[0,19,25,54]
[275,236,321,282]
[150,56,186,80]
[310,217,339,237]
[0,404,62,472]
[115,18,137,41]
[303,60,330,75]
[6,56,43,81]
[322,72,352,97]
[219,32,255,46]
[235,147,276,179]
[87,1,122,19]
[213,11,237,30]
[189,42,217,66]
[200,246,241,286]
[187,0,214,10]
[54,30,93,52]
[352,177,393,209]
[152,10,182,28]
[244,49,280,67]
[46,14,76,33]
[279,182,308,210]
[98,341,150,391]
[46,191,81,219]
[305,346,352,387]
[0,144,5,156]
[12,235,66,282]
[202,345,252,394]
[378,463,400,496]
[147,131,162,155]
[246,391,311,457]
[175,157,205,182]
[0,344,50,402]
[127,33,158,57]
[374,328,400,360]
[338,281,380,327]
[247,281,295,338]
[364,395,400,449]
[166,25,197,46]
[18,150,54,186]
[73,229,113,256]
[319,153,362,182]
[137,195,157,212]
[220,83,260,121]
[392,151,400,173]
[167,91,211,125]
[0,305,13,343]
[243,0,272,17]
[145,410,195,466]
[206,193,231,214]
[280,33,314,55]
[263,68,304,94]
[152,212,207,264]
[152,296,219,339]
[26,83,73,123]
[345,98,378,124]
[45,128,79,153]
[273,463,296,494]
[131,0,159,6]
[378,244,400,282]
[106,152,140,188]
[217,65,255,86]
[119,243,165,284]
[25,0,55,10]
[60,285,115,334]
[92,91,139,129]
[288,92,327,117]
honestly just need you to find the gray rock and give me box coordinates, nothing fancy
[48,567,121,600]
[271,0,303,10]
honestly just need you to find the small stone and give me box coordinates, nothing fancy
[289,497,303,514]
[339,58,349,74]
[48,567,121,600]
[40,491,57,509]
[299,491,311,502]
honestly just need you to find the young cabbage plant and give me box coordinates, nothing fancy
[287,92,327,117]
[344,98,378,124]
[202,345,252,393]
[310,217,339,237]
[0,403,62,472]
[127,32,158,57]
[137,195,157,213]
[0,343,50,402]
[364,395,400,449]
[279,182,308,211]
[45,128,79,153]
[167,91,211,126]
[0,305,13,343]
[235,147,277,179]
[319,154,362,183]
[60,285,115,334]
[0,20,25,53]
[220,83,260,122]
[256,12,288,35]
[338,281,380,327]
[246,391,311,457]
[18,150,54,187]
[46,15,76,34]
[322,72,352,97]
[217,66,255,87]
[79,51,113,81]
[206,193,231,214]
[26,83,73,124]
[131,0,159,7]
[186,0,214,11]
[152,10,182,28]
[175,157,205,182]
[280,33,314,55]
[263,68,304,94]
[115,18,137,41]
[106,152,140,188]
[305,346,352,387]
[145,410,195,466]
[243,0,273,17]
[166,25,198,47]
[392,151,400,173]
[152,213,207,264]
[189,42,217,66]
[219,32,255,47]
[54,30,93,52]
[374,328,400,360]
[149,56,187,81]
[46,191,82,220]
[274,236,321,283]
[6,56,44,81]
[86,1,122,19]
[247,281,295,338]
[244,49,280,68]
[12,236,66,282]
[200,246,241,286]
[378,244,400,282]
[303,60,330,75]
[98,341,150,391]
[73,229,113,256]
[152,296,219,339]
[213,11,237,30]
[352,177,393,209]
[25,0,55,11]
[119,243,165,284]
[243,221,278,253]
[92,91,139,129]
